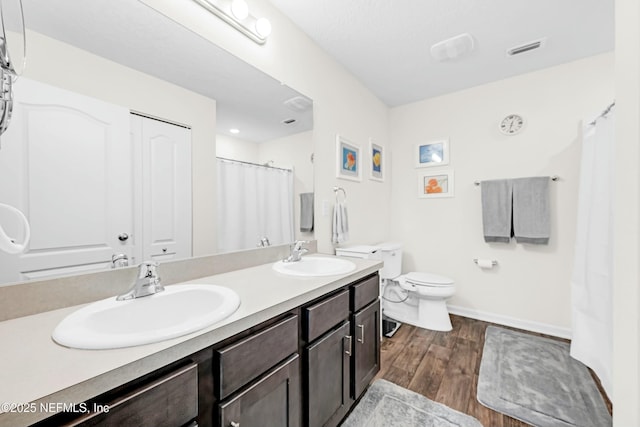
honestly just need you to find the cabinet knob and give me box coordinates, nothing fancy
[357,324,365,344]
[230,422,240,427]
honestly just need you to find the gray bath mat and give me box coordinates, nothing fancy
[477,326,611,427]
[342,379,483,427]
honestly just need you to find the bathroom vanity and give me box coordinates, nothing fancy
[0,253,381,427]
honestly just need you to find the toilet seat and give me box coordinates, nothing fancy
[405,272,454,287]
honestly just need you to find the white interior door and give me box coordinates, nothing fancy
[131,115,192,262]
[0,78,133,283]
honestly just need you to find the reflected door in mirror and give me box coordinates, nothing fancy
[0,78,134,283]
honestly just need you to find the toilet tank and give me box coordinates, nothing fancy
[377,242,402,279]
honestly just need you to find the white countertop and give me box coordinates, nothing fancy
[0,256,382,427]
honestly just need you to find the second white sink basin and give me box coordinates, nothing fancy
[273,256,356,277]
[52,284,240,350]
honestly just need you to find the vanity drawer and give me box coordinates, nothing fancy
[304,289,350,342]
[351,274,379,312]
[216,314,298,400]
[61,363,198,427]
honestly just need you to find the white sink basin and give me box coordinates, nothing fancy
[52,284,240,350]
[272,256,356,277]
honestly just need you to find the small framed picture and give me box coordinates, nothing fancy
[415,139,450,168]
[417,169,454,198]
[369,139,384,182]
[336,134,361,182]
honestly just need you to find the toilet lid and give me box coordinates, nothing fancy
[406,272,454,286]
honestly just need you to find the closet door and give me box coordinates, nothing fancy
[0,78,133,283]
[131,115,192,262]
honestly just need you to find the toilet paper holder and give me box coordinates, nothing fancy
[473,258,498,266]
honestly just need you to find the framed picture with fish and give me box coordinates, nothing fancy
[336,134,361,182]
[417,169,454,198]
[416,139,450,168]
[369,139,384,182]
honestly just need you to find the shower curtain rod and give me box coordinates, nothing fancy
[588,101,615,126]
[216,156,292,172]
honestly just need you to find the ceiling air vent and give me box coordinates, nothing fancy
[283,96,312,112]
[282,118,296,125]
[507,38,546,57]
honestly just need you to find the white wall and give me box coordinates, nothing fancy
[140,0,392,254]
[389,53,614,331]
[21,30,218,256]
[216,134,260,163]
[613,0,640,424]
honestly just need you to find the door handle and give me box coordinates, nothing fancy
[230,421,240,427]
[118,233,129,242]
[357,324,365,344]
[344,335,352,356]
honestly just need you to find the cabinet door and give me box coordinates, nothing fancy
[219,355,300,427]
[306,321,352,427]
[352,300,380,399]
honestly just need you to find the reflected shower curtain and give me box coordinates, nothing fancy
[570,109,614,398]
[217,158,294,253]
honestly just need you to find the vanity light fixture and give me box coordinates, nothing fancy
[192,0,272,44]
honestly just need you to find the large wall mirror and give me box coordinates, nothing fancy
[0,0,314,286]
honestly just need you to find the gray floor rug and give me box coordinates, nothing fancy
[342,379,483,427]
[477,326,611,427]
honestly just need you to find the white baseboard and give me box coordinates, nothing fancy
[448,305,572,340]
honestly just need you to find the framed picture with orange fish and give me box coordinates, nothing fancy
[369,139,384,182]
[417,169,454,198]
[336,134,361,181]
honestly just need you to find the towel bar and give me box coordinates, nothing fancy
[474,175,559,186]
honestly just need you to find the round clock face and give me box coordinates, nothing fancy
[500,114,525,135]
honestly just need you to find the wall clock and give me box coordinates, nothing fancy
[499,114,525,135]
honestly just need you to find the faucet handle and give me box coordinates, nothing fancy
[138,261,159,278]
[293,240,310,250]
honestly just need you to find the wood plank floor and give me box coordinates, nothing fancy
[374,314,612,427]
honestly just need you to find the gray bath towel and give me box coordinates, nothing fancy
[512,177,550,244]
[481,179,512,243]
[299,192,314,232]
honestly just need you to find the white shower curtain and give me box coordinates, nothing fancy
[570,108,614,398]
[217,158,294,253]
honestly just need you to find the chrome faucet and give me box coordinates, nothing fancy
[284,240,309,262]
[116,261,164,301]
[257,236,271,247]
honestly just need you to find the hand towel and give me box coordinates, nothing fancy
[481,179,512,243]
[332,201,349,244]
[299,192,314,232]
[512,176,550,244]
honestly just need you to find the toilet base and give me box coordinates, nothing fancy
[383,298,452,332]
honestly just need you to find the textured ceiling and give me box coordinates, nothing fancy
[268,0,615,107]
[20,0,313,143]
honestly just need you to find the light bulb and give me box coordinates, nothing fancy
[230,0,249,20]
[255,17,272,38]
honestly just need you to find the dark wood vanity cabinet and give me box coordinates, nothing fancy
[32,273,380,427]
[303,273,380,427]
[213,314,301,427]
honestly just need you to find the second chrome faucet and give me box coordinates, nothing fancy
[116,261,164,301]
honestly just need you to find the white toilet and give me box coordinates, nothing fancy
[337,243,456,332]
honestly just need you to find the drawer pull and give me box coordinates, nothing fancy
[345,335,352,356]
[230,422,240,427]
[357,324,365,344]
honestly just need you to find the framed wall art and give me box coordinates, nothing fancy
[417,169,454,198]
[369,139,384,182]
[415,139,450,168]
[336,134,361,181]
